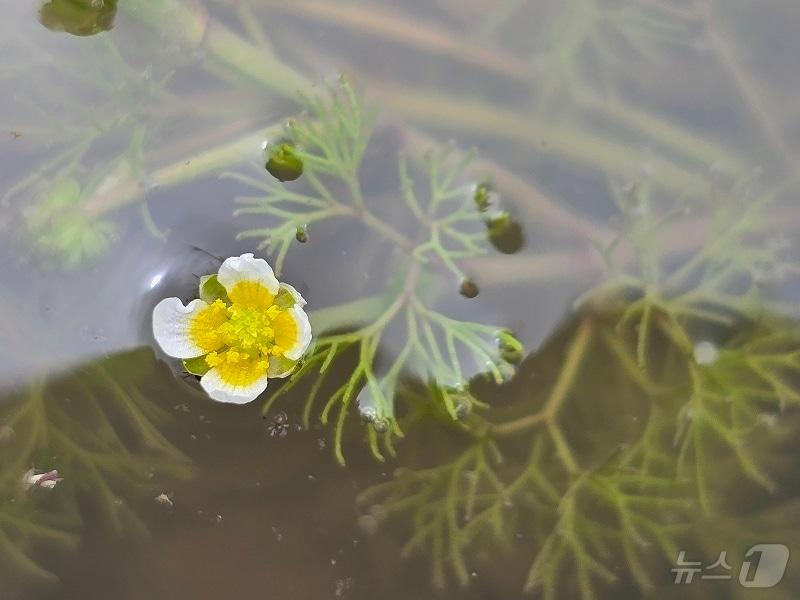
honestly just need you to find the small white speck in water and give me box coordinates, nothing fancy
[154,493,173,508]
[693,341,719,365]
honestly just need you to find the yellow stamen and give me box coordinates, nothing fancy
[188,279,302,388]
[206,351,221,367]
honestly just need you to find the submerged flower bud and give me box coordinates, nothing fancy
[459,278,479,298]
[485,210,524,255]
[264,139,304,182]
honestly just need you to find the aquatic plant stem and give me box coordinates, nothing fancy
[122,0,313,98]
[82,125,280,217]
[255,0,534,83]
[490,317,594,439]
[121,4,715,199]
[578,89,747,173]
[307,294,392,333]
[370,82,710,195]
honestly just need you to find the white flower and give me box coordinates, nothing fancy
[152,254,312,404]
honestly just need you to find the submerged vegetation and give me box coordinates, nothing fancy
[0,0,799,597]
[0,350,192,586]
[358,176,800,597]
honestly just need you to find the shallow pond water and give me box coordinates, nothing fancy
[1,1,800,599]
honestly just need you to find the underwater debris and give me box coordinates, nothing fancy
[152,253,312,404]
[22,469,62,490]
[266,411,292,438]
[154,492,174,508]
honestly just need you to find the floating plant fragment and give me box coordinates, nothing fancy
[152,253,312,404]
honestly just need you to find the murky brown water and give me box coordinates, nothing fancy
[2,1,800,599]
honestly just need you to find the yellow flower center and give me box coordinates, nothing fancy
[188,281,299,380]
[220,303,279,356]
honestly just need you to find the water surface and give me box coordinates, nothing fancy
[1,1,800,599]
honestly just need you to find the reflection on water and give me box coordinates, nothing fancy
[0,238,224,390]
[1,0,800,598]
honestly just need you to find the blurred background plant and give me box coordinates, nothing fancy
[38,0,118,37]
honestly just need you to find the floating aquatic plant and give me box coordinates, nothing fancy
[229,81,523,463]
[152,253,312,404]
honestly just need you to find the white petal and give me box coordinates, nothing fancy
[200,367,269,404]
[152,297,209,359]
[217,253,279,296]
[268,355,297,378]
[279,282,306,307]
[283,306,313,361]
